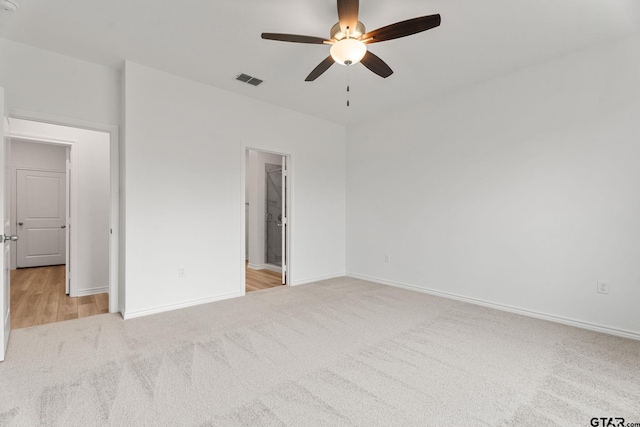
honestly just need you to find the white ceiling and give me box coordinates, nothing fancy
[1,0,639,125]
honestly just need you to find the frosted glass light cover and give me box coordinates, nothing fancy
[330,39,367,66]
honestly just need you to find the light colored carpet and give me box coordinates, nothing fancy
[0,277,638,426]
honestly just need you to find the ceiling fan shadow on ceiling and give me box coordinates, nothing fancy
[1,0,19,12]
[261,0,441,82]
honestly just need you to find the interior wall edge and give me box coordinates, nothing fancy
[347,272,640,341]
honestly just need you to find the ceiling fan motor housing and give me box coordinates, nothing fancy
[330,21,366,40]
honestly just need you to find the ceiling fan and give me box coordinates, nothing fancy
[261,0,441,81]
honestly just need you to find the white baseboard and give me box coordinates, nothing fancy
[122,291,243,320]
[347,273,640,341]
[292,272,346,286]
[247,263,264,270]
[76,286,109,297]
[248,263,282,273]
[263,264,282,274]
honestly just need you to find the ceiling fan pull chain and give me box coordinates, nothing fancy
[346,67,351,107]
[347,84,350,107]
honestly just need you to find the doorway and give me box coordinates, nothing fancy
[8,119,111,328]
[245,149,290,292]
[12,142,68,270]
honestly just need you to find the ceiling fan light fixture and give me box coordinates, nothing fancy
[330,38,366,66]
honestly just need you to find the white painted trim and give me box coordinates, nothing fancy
[9,133,76,147]
[347,273,640,341]
[1,89,8,362]
[291,272,346,286]
[286,154,292,286]
[247,263,282,273]
[263,264,282,274]
[7,109,120,315]
[247,263,265,270]
[240,146,247,298]
[122,291,243,320]
[65,148,70,294]
[13,166,65,173]
[76,286,109,297]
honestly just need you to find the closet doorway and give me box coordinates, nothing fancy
[245,149,290,292]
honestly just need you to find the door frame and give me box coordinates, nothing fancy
[242,147,292,292]
[7,109,120,314]
[11,138,76,293]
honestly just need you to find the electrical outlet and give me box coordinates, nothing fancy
[384,254,391,263]
[178,267,186,278]
[597,280,609,294]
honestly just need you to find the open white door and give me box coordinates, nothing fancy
[281,156,287,285]
[1,89,19,362]
[66,149,71,294]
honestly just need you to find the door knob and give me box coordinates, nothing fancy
[2,235,18,243]
[61,225,66,229]
[18,222,23,226]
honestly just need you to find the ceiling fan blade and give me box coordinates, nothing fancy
[337,0,359,34]
[360,51,393,78]
[305,56,335,81]
[362,14,441,44]
[261,33,330,44]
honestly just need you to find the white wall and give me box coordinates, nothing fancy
[123,61,346,317]
[10,140,67,270]
[0,38,120,126]
[11,140,66,171]
[246,150,283,270]
[346,35,640,337]
[9,119,111,296]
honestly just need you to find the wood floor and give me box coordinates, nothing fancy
[246,262,283,292]
[10,265,109,330]
[9,263,279,330]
